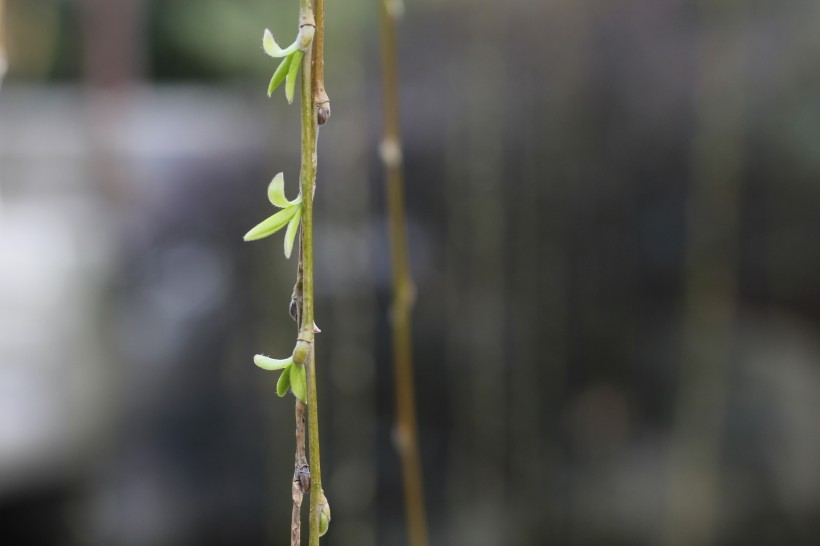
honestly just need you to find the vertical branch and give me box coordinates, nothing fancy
[312,0,330,124]
[291,252,308,546]
[378,3,429,546]
[297,1,323,544]
[291,400,308,546]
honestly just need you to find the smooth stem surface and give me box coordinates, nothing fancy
[297,2,322,543]
[378,3,429,546]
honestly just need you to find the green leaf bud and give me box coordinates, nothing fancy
[319,492,331,536]
[290,361,307,402]
[292,338,311,365]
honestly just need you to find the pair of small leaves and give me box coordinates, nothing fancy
[243,173,302,259]
[253,354,307,402]
[263,29,304,104]
[277,362,307,402]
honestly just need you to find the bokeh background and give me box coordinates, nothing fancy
[3,0,820,545]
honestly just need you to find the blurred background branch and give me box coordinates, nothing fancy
[377,1,429,546]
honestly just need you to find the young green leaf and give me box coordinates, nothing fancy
[284,206,302,259]
[263,29,298,58]
[243,205,298,241]
[290,363,307,402]
[285,50,304,105]
[268,55,292,97]
[276,364,292,397]
[254,354,293,371]
[267,172,290,207]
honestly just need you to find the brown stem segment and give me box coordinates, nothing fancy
[378,3,429,546]
[291,236,308,546]
[291,401,309,546]
[312,0,330,124]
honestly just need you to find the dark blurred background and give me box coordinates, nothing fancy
[2,0,820,545]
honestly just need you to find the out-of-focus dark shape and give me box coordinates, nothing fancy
[663,2,748,545]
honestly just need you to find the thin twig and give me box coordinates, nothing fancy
[290,244,307,545]
[377,2,429,546]
[312,0,330,124]
[291,400,309,546]
[289,0,318,540]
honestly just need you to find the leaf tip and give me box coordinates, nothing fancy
[254,354,293,371]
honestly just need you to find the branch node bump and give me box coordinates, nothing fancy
[385,0,405,20]
[380,138,403,168]
[297,464,311,492]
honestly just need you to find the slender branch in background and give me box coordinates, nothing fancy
[377,2,429,546]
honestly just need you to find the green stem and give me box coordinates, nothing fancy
[297,1,322,544]
[378,3,429,546]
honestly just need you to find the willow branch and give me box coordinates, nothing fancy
[312,0,330,125]
[297,1,323,544]
[291,400,309,546]
[378,2,429,546]
[289,235,308,546]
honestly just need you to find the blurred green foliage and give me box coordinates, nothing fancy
[148,0,297,80]
[5,0,79,81]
